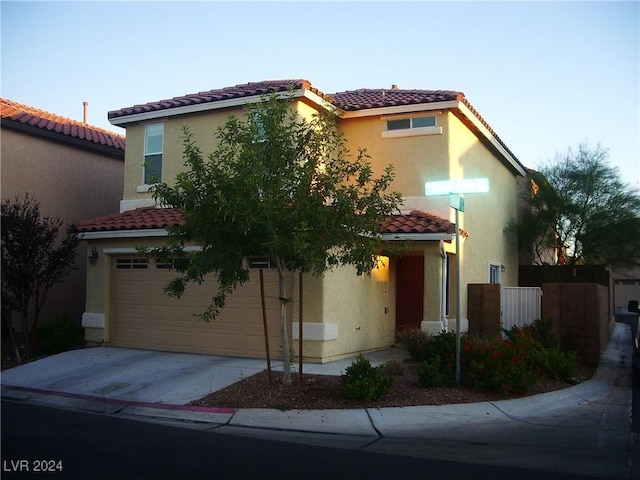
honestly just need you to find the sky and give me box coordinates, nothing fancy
[2,1,639,185]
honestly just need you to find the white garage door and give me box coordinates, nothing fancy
[110,256,289,358]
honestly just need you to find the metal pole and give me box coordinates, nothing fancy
[455,207,461,387]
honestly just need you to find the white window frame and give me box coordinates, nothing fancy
[488,262,502,284]
[382,114,442,138]
[142,123,164,187]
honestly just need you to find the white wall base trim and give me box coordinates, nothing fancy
[292,322,338,341]
[82,312,105,329]
[444,318,469,334]
[420,321,445,335]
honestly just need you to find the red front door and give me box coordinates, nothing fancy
[395,255,424,332]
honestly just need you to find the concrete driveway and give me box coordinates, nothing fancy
[1,347,269,406]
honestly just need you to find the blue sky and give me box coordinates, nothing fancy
[2,1,639,185]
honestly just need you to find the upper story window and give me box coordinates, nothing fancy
[144,123,163,185]
[382,115,442,138]
[387,115,436,131]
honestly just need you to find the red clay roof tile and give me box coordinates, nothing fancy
[107,79,520,166]
[381,210,463,236]
[1,98,126,151]
[77,207,184,232]
[78,207,463,238]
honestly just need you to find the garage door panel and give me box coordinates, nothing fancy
[110,256,290,358]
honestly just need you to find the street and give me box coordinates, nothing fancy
[2,401,600,480]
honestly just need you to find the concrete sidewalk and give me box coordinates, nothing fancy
[2,323,637,479]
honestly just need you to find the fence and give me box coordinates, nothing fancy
[501,287,541,332]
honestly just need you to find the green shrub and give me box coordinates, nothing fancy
[379,359,406,377]
[396,328,432,362]
[341,354,395,401]
[36,314,80,355]
[416,357,453,388]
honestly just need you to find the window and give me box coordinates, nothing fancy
[144,123,163,184]
[116,258,149,269]
[489,263,502,284]
[387,115,436,131]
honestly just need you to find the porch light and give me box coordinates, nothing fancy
[88,247,99,265]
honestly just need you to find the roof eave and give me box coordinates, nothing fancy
[109,88,334,127]
[79,228,169,240]
[379,233,456,241]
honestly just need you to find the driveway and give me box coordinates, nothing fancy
[1,347,269,406]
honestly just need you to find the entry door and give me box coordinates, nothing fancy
[395,255,424,331]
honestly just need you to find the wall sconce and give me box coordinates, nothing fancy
[501,265,506,273]
[88,248,99,265]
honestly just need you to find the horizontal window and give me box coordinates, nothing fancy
[116,258,149,269]
[387,115,436,131]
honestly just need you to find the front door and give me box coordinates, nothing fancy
[395,255,424,331]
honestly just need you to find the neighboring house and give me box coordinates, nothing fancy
[613,267,640,313]
[1,98,125,330]
[77,80,527,362]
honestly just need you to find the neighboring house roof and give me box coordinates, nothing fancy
[1,98,126,157]
[106,79,523,174]
[77,207,462,240]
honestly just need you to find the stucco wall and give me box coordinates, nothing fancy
[1,128,123,328]
[295,260,395,362]
[121,99,320,211]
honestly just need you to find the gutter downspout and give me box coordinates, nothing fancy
[440,240,448,332]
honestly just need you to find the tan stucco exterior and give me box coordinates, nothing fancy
[83,89,524,362]
[1,127,123,329]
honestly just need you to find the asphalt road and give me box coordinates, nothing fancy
[1,401,601,480]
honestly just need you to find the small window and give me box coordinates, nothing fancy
[248,257,272,269]
[116,258,149,269]
[144,123,163,184]
[386,118,411,131]
[489,264,501,284]
[386,115,436,131]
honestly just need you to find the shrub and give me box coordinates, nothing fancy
[35,314,80,355]
[341,354,395,401]
[379,359,406,377]
[416,357,453,388]
[396,328,432,362]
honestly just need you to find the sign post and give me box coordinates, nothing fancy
[425,178,488,386]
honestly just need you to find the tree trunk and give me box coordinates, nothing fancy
[3,309,21,364]
[276,259,292,384]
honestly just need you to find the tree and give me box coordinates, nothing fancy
[515,143,640,270]
[148,93,403,383]
[1,193,80,359]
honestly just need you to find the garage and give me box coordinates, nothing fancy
[109,256,288,358]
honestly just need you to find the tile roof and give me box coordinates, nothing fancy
[77,207,184,232]
[108,79,328,120]
[330,88,463,111]
[78,207,463,238]
[381,210,466,237]
[107,79,520,167]
[1,98,126,151]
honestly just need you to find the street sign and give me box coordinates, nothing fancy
[425,178,489,196]
[449,193,465,212]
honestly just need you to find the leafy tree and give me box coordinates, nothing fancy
[148,93,402,383]
[1,193,80,358]
[515,143,640,270]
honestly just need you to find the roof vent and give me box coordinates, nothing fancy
[391,84,398,90]
[83,102,88,124]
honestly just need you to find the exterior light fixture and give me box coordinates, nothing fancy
[88,247,99,265]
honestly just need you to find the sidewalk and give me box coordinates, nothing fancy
[2,323,637,478]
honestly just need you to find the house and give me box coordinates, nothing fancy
[77,80,527,362]
[1,98,125,329]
